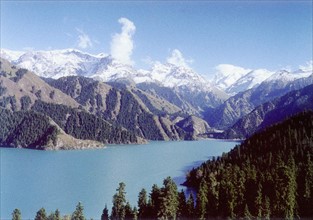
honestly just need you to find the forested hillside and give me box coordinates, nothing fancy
[31,100,141,144]
[185,111,313,218]
[0,108,103,150]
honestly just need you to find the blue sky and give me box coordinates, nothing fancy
[1,1,312,76]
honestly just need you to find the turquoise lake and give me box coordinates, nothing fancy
[0,140,237,219]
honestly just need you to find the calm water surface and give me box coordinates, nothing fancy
[0,140,237,219]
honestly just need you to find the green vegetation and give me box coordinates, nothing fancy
[12,209,21,220]
[31,100,138,144]
[0,108,59,149]
[20,95,32,110]
[185,111,313,218]
[71,202,85,220]
[11,68,28,82]
[0,95,17,111]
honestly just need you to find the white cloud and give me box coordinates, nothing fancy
[166,49,193,68]
[110,17,136,65]
[215,64,251,77]
[76,29,93,49]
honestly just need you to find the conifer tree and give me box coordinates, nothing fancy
[111,182,127,220]
[101,205,109,220]
[35,208,47,220]
[243,204,252,220]
[177,190,187,218]
[71,202,85,220]
[196,179,208,219]
[186,193,195,218]
[150,184,162,218]
[12,208,21,220]
[159,177,179,219]
[137,188,148,218]
[124,202,133,219]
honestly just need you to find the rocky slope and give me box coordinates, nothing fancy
[207,72,313,129]
[45,76,188,141]
[175,115,212,139]
[223,84,313,138]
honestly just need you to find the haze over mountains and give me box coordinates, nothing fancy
[0,48,312,149]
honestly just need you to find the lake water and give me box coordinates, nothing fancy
[0,140,237,219]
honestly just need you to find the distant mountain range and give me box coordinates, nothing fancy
[0,48,312,149]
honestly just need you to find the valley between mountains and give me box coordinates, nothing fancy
[0,49,312,150]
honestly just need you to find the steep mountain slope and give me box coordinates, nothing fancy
[45,76,188,141]
[207,72,313,129]
[175,115,212,139]
[224,84,313,138]
[0,59,144,145]
[0,58,79,110]
[0,108,103,150]
[226,69,274,95]
[31,100,142,144]
[1,49,228,113]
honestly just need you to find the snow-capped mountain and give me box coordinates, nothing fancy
[226,69,274,95]
[0,48,220,93]
[1,48,106,78]
[212,64,251,92]
[212,62,312,95]
[264,67,312,84]
[148,61,215,92]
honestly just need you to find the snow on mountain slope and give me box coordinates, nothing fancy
[0,49,24,61]
[212,62,312,95]
[1,48,107,78]
[149,62,214,91]
[264,68,312,85]
[226,69,274,95]
[212,64,251,91]
[0,48,220,93]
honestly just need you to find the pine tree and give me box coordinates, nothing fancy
[186,193,195,218]
[47,212,56,220]
[137,188,148,218]
[159,177,179,219]
[111,182,127,220]
[196,179,208,219]
[132,207,138,220]
[254,183,263,218]
[71,202,86,220]
[55,209,61,220]
[124,202,133,219]
[150,184,162,218]
[243,204,252,220]
[12,209,21,220]
[177,190,187,218]
[35,208,47,220]
[101,205,109,220]
[263,196,271,220]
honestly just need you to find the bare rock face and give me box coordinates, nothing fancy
[176,115,212,139]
